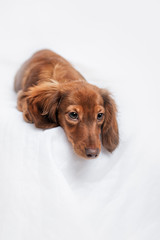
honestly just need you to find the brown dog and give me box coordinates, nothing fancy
[14,50,119,159]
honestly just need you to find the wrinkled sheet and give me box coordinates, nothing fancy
[0,1,160,240]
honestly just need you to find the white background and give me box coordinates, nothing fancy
[0,0,160,240]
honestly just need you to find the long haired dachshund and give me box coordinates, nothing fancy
[14,50,119,159]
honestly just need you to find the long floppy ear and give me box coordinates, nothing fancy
[25,81,61,129]
[100,89,119,152]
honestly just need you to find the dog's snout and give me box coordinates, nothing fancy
[85,148,99,158]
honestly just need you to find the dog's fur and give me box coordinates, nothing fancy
[14,50,119,158]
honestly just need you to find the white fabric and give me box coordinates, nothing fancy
[0,1,160,239]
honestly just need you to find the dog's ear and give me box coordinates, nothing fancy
[100,89,119,152]
[25,81,61,129]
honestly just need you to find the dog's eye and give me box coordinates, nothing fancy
[69,112,78,120]
[97,113,104,120]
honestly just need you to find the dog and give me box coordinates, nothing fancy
[14,49,119,159]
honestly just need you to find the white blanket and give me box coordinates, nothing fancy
[0,1,160,239]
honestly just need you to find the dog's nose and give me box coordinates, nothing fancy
[85,148,99,158]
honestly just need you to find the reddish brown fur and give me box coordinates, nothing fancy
[14,49,119,159]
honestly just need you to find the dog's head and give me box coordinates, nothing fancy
[26,80,119,159]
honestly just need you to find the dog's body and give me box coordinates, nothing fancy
[14,50,119,158]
